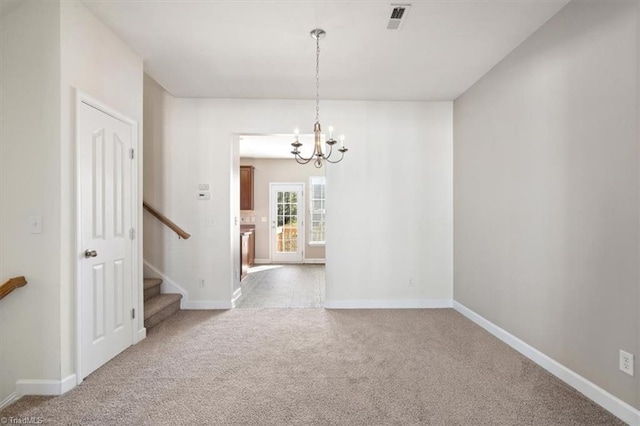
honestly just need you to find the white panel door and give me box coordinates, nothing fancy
[270,183,304,263]
[79,101,133,378]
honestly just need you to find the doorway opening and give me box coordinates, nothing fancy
[232,134,326,308]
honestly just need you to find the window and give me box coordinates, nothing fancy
[309,176,326,244]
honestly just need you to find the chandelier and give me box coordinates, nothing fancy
[291,29,348,168]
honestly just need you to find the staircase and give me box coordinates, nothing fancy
[143,278,182,329]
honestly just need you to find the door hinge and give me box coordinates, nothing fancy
[129,228,135,240]
[130,148,135,159]
[131,308,135,319]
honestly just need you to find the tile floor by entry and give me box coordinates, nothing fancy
[234,264,324,308]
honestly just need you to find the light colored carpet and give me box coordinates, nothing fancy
[0,309,623,425]
[236,264,324,308]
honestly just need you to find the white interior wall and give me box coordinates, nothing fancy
[59,0,144,379]
[637,1,640,410]
[143,75,453,307]
[0,1,62,404]
[454,0,639,409]
[142,75,173,271]
[325,102,453,307]
[0,0,143,404]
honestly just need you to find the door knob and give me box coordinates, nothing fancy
[84,249,98,258]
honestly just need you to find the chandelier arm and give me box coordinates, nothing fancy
[324,141,334,160]
[294,151,314,161]
[294,154,314,165]
[324,151,345,164]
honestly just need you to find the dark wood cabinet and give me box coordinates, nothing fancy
[248,231,255,266]
[240,228,255,281]
[240,165,255,210]
[240,232,249,281]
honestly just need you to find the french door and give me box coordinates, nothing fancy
[270,183,304,262]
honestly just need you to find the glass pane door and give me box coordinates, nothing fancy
[270,184,304,262]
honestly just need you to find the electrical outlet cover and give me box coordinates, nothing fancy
[29,215,43,234]
[619,350,634,376]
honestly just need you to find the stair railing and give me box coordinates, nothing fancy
[0,276,27,300]
[143,201,191,240]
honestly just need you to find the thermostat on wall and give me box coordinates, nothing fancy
[197,192,210,200]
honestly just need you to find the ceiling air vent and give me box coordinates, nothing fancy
[387,4,411,30]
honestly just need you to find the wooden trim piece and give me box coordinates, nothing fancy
[0,276,27,300]
[143,201,191,240]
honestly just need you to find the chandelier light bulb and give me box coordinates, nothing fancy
[328,126,334,139]
[340,135,345,149]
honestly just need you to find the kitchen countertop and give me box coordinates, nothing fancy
[240,224,255,233]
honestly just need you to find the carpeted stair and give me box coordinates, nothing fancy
[143,278,182,329]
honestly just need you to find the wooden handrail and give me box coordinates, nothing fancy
[143,201,191,239]
[0,276,27,300]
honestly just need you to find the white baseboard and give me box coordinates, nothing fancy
[182,300,232,310]
[324,299,453,309]
[231,288,242,308]
[453,301,640,425]
[253,259,325,265]
[136,327,147,343]
[60,374,76,394]
[0,392,20,411]
[15,374,76,397]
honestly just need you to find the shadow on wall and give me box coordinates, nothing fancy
[143,74,168,268]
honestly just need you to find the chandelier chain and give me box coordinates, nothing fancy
[315,35,320,122]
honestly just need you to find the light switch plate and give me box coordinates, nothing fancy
[198,184,210,190]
